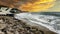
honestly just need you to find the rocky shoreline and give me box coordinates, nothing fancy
[0,16,56,34]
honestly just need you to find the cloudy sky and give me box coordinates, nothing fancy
[0,0,59,12]
[19,0,60,12]
[46,0,60,12]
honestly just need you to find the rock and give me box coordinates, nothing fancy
[0,31,5,34]
[7,31,14,34]
[0,16,56,34]
[0,24,6,29]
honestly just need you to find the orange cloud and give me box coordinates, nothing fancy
[19,0,56,12]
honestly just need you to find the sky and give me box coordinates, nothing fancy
[0,0,60,12]
[46,0,60,12]
[19,0,56,12]
[18,0,60,12]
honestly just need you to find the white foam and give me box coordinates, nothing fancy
[14,13,60,34]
